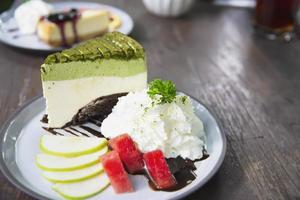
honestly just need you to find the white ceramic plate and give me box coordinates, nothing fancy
[0,94,226,200]
[0,1,134,52]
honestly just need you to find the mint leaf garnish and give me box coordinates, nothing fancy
[147,79,176,104]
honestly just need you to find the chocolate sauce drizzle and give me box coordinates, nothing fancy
[64,128,79,136]
[41,115,104,138]
[42,127,63,136]
[69,127,89,137]
[44,8,80,46]
[79,125,106,138]
[130,150,209,192]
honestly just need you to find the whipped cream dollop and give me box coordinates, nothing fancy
[101,89,205,160]
[14,0,53,34]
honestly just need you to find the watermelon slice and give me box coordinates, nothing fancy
[100,151,133,193]
[109,134,144,173]
[143,150,177,189]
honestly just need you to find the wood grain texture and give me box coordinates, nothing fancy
[0,0,299,200]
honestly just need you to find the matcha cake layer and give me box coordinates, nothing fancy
[41,32,147,128]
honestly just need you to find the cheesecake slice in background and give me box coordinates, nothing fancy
[41,32,147,128]
[37,9,110,46]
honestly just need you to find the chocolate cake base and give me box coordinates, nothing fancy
[65,92,127,127]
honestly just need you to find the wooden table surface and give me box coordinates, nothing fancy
[0,0,299,199]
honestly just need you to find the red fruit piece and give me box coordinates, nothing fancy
[143,150,177,189]
[100,151,133,193]
[109,133,144,173]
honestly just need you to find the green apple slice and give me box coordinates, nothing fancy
[36,146,108,171]
[53,173,110,199]
[40,135,107,157]
[43,163,104,183]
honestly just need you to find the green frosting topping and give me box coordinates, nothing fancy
[41,59,146,81]
[44,32,145,64]
[41,32,147,81]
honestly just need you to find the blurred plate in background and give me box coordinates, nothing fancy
[0,1,134,52]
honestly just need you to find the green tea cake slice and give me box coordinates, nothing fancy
[41,32,147,128]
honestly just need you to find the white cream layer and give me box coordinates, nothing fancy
[43,72,147,127]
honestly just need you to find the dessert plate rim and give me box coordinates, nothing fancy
[0,94,226,200]
[0,1,134,52]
